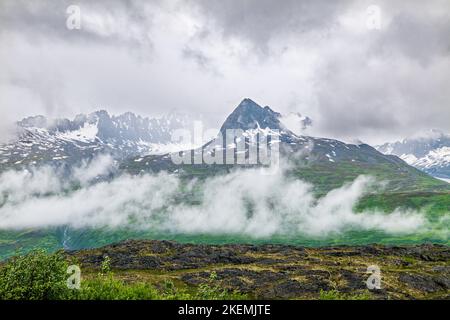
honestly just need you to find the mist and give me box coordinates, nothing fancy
[0,156,436,238]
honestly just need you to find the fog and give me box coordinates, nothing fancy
[0,156,431,238]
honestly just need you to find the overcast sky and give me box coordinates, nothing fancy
[0,0,449,144]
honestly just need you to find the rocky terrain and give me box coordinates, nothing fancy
[67,240,450,300]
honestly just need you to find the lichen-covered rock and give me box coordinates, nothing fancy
[67,240,450,300]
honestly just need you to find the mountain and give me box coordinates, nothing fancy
[219,98,284,133]
[122,99,448,193]
[1,99,449,259]
[377,130,450,180]
[0,110,194,170]
[1,99,447,192]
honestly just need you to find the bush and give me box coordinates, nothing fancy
[69,273,239,300]
[319,289,372,300]
[0,251,246,300]
[195,272,245,300]
[0,250,69,300]
[70,276,161,300]
[100,255,111,275]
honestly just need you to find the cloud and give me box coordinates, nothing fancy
[0,162,433,238]
[72,154,116,185]
[0,0,449,145]
[0,116,18,144]
[0,0,156,50]
[187,0,348,54]
[280,112,312,135]
[0,166,63,210]
[374,11,450,66]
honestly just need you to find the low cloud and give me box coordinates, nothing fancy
[0,161,432,238]
[72,154,116,185]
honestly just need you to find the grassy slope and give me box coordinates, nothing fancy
[0,190,448,260]
[292,160,449,193]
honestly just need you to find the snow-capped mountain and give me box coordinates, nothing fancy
[0,110,195,170]
[121,99,449,193]
[2,99,448,191]
[377,130,450,179]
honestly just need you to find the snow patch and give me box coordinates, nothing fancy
[58,121,99,143]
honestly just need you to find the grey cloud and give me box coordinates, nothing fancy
[372,11,450,66]
[309,42,450,144]
[0,0,155,50]
[182,46,212,69]
[1,0,450,145]
[188,0,349,53]
[182,46,222,76]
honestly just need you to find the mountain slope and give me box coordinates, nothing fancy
[0,110,193,171]
[377,130,450,179]
[122,99,449,193]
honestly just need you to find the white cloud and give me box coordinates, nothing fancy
[72,154,116,185]
[0,162,433,238]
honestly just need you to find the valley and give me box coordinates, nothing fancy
[0,99,449,261]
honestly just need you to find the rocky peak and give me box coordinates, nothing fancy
[219,98,284,133]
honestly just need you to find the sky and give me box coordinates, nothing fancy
[0,0,449,145]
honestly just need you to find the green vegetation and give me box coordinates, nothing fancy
[0,250,246,300]
[0,240,448,300]
[318,289,372,300]
[356,192,450,220]
[0,249,68,300]
[292,161,449,194]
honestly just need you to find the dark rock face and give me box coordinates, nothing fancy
[399,273,450,293]
[67,240,450,300]
[219,99,284,133]
[262,279,329,299]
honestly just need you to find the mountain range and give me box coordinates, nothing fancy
[121,99,448,193]
[376,130,450,180]
[0,110,194,170]
[0,98,448,192]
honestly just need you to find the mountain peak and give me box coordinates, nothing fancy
[17,115,48,128]
[220,99,283,132]
[236,98,259,108]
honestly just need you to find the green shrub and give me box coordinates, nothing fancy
[69,275,242,300]
[194,272,245,300]
[69,276,160,300]
[100,255,111,275]
[0,249,69,300]
[0,251,246,300]
[319,289,372,300]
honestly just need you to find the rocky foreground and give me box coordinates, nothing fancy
[67,240,450,300]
